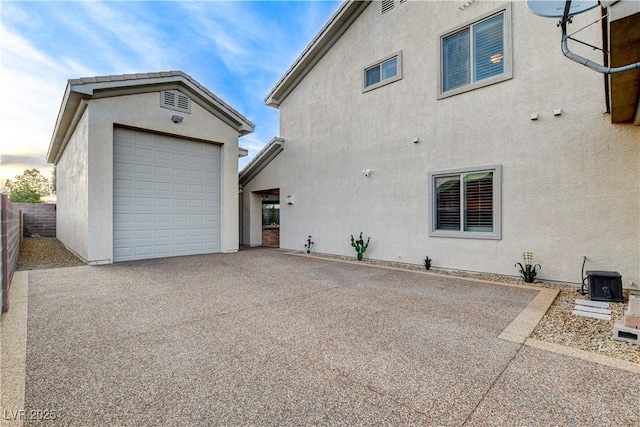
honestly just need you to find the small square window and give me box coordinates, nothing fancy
[363,52,402,92]
[429,165,501,239]
[439,5,512,98]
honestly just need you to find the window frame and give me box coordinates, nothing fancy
[362,51,403,93]
[437,4,512,99]
[429,164,502,240]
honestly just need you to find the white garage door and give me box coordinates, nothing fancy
[113,128,221,262]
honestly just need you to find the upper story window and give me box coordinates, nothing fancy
[438,5,512,98]
[363,51,403,92]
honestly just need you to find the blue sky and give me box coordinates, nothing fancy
[0,0,341,184]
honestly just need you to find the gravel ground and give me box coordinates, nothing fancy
[16,237,85,270]
[15,240,640,363]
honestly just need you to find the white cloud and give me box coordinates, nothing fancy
[77,1,171,71]
[0,0,341,183]
[0,29,68,184]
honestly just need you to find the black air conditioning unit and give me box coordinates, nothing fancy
[586,271,623,303]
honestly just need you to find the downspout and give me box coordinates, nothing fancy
[560,0,640,75]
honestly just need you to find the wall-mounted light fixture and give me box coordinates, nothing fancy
[171,115,184,123]
[362,169,372,177]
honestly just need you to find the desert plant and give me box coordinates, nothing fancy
[424,256,432,270]
[305,235,314,254]
[516,252,541,283]
[350,232,370,261]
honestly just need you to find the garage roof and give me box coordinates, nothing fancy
[48,71,255,164]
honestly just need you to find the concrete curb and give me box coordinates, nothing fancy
[524,338,640,374]
[498,288,559,344]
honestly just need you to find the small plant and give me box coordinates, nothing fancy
[424,256,432,270]
[350,232,370,261]
[305,235,314,254]
[516,252,541,283]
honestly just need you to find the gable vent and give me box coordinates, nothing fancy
[160,90,191,113]
[382,0,395,14]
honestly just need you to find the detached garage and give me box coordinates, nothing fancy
[47,71,254,264]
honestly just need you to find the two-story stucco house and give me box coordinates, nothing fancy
[241,0,640,287]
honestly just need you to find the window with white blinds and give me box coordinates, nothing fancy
[473,15,504,83]
[430,165,501,239]
[439,6,511,98]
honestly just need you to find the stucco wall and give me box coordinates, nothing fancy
[85,91,241,263]
[262,1,639,286]
[242,153,286,247]
[57,107,89,260]
[55,90,241,264]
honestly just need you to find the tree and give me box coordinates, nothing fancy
[51,166,57,194]
[4,168,52,203]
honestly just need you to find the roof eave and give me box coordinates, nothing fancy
[239,137,285,186]
[47,86,89,164]
[47,72,255,164]
[265,0,371,108]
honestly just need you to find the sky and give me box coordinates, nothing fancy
[0,0,341,185]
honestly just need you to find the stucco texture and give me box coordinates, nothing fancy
[57,107,89,260]
[57,90,241,264]
[247,1,640,286]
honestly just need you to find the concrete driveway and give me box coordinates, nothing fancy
[3,248,639,426]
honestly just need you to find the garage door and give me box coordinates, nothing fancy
[113,128,221,262]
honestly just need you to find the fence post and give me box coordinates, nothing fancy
[2,193,9,312]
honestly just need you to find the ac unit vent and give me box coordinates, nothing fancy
[160,90,191,113]
[587,270,624,302]
[382,0,395,14]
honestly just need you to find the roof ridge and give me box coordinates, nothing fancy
[66,71,253,127]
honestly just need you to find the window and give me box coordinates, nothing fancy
[439,5,511,98]
[363,52,402,92]
[429,165,501,239]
